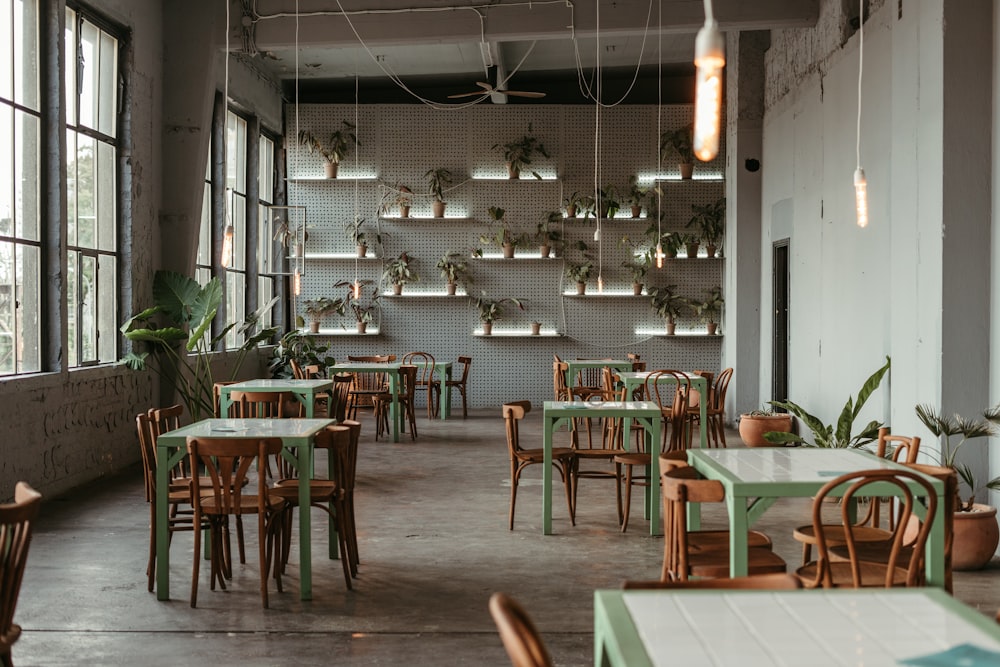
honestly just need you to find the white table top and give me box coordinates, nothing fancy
[621,589,1000,666]
[156,418,335,441]
[226,378,332,390]
[690,448,905,485]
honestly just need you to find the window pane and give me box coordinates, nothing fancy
[231,193,246,271]
[197,181,210,267]
[258,276,273,327]
[80,253,96,361]
[67,249,77,367]
[97,29,116,137]
[17,242,38,372]
[0,0,13,101]
[226,111,246,193]
[13,0,38,110]
[96,140,115,251]
[0,105,10,236]
[97,253,115,362]
[74,133,96,248]
[64,7,75,122]
[258,135,273,202]
[78,19,98,130]
[225,272,245,349]
[16,109,39,240]
[0,240,13,373]
[66,129,76,245]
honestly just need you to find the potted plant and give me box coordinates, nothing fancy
[648,284,687,335]
[302,296,345,334]
[383,252,419,295]
[691,286,724,334]
[343,216,380,257]
[336,280,380,333]
[625,176,649,218]
[688,197,726,257]
[492,123,549,179]
[597,185,620,219]
[622,253,652,296]
[474,294,523,335]
[530,321,542,336]
[268,329,336,379]
[562,191,584,218]
[480,206,526,258]
[915,403,1000,570]
[378,183,413,218]
[436,251,471,295]
[576,194,596,220]
[681,232,701,259]
[298,120,358,179]
[536,212,564,258]
[425,167,453,217]
[738,408,794,447]
[565,261,593,295]
[661,123,695,179]
[273,216,308,257]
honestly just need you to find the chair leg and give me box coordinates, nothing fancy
[190,514,202,608]
[614,462,624,528]
[621,465,633,533]
[509,461,519,530]
[459,385,467,418]
[562,461,576,526]
[147,503,157,593]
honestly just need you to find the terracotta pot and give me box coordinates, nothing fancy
[904,503,999,571]
[393,283,403,296]
[482,321,493,335]
[309,321,320,334]
[576,282,586,296]
[324,162,338,179]
[706,244,717,258]
[446,281,457,296]
[686,243,700,258]
[502,243,515,259]
[738,414,793,447]
[540,244,551,258]
[292,243,303,258]
[679,162,693,180]
[357,244,368,258]
[530,322,541,335]
[566,205,577,218]
[631,205,642,218]
[707,322,718,335]
[507,163,520,179]
[357,321,367,334]
[632,282,643,296]
[599,204,610,219]
[399,205,410,218]
[666,320,676,335]
[432,201,446,218]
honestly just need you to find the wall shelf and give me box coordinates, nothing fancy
[562,293,648,299]
[640,331,724,339]
[287,176,379,183]
[297,327,382,337]
[473,331,565,338]
[300,252,381,260]
[379,216,475,223]
[473,255,563,262]
[382,292,468,299]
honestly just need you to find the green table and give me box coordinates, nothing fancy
[616,371,710,449]
[687,448,948,587]
[594,588,1000,666]
[155,418,335,601]
[330,362,402,441]
[405,359,453,419]
[542,401,662,535]
[563,359,633,390]
[219,378,334,418]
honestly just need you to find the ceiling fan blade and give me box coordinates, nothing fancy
[448,91,492,98]
[502,90,546,99]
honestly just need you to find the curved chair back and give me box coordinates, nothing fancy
[0,482,42,667]
[623,573,802,590]
[331,374,354,422]
[231,391,287,418]
[645,370,693,452]
[489,592,554,667]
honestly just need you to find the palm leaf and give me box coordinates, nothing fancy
[121,351,149,370]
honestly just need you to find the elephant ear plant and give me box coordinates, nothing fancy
[121,270,278,421]
[765,357,891,448]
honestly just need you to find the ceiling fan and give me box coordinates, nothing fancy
[448,66,545,100]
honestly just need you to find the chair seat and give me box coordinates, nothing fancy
[827,541,916,566]
[793,523,893,545]
[270,479,341,504]
[687,546,788,579]
[577,447,626,459]
[516,447,576,464]
[688,530,773,553]
[613,452,651,466]
[796,560,910,588]
[200,495,286,515]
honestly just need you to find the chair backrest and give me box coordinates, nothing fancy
[552,361,569,401]
[398,365,418,401]
[306,425,352,488]
[231,390,286,418]
[304,364,326,379]
[661,466,725,581]
[148,404,183,437]
[331,374,354,422]
[622,573,802,590]
[186,436,282,515]
[135,413,157,503]
[402,352,435,386]
[809,468,938,589]
[875,427,921,464]
[904,463,957,594]
[290,358,306,379]
[339,420,362,497]
[710,368,734,412]
[488,592,554,667]
[574,359,611,390]
[454,356,472,384]
[645,370,692,452]
[0,481,42,660]
[502,401,532,457]
[213,381,238,418]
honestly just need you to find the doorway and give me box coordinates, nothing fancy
[772,240,789,403]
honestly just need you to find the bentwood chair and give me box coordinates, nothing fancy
[686,368,733,448]
[186,436,288,608]
[374,365,418,440]
[440,355,472,418]
[792,428,922,564]
[0,482,42,667]
[231,390,289,419]
[330,373,354,422]
[502,401,576,530]
[796,468,938,588]
[346,355,393,419]
[661,467,786,582]
[402,352,437,418]
[622,573,802,590]
[213,381,238,418]
[489,592,554,667]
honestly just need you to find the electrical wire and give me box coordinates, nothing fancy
[855,0,863,171]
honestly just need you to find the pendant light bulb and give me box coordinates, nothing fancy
[353,279,361,300]
[221,224,234,268]
[693,19,725,162]
[597,275,604,293]
[854,168,868,228]
[655,242,665,269]
[293,269,301,296]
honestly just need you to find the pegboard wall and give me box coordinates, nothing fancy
[285,103,726,408]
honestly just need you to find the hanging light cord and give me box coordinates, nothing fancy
[354,73,360,293]
[855,0,863,171]
[656,0,662,258]
[594,0,602,286]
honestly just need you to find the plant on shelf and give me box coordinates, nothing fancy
[336,280,380,333]
[625,176,649,218]
[565,261,593,295]
[680,232,701,258]
[383,252,419,295]
[492,123,549,179]
[691,286,724,334]
[480,206,527,258]
[597,185,621,219]
[621,251,652,296]
[298,120,358,178]
[121,271,279,421]
[764,357,891,448]
[474,293,524,335]
[688,197,726,257]
[425,167,453,217]
[535,212,564,258]
[562,191,584,218]
[302,296,346,334]
[273,215,308,257]
[576,194,596,220]
[435,251,472,295]
[644,224,682,260]
[268,329,336,379]
[648,284,688,334]
[661,123,695,179]
[378,183,413,218]
[343,216,381,257]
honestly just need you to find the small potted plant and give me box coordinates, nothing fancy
[492,123,549,179]
[343,216,380,257]
[302,296,345,333]
[435,251,471,295]
[576,194,596,220]
[336,280,380,333]
[425,167,453,217]
[625,176,649,218]
[378,183,413,218]
[530,321,542,335]
[565,261,593,295]
[681,232,701,259]
[298,120,358,179]
[597,185,621,219]
[480,206,526,259]
[738,408,794,447]
[661,123,695,179]
[562,192,583,218]
[621,252,652,296]
[692,286,724,334]
[273,216,308,257]
[474,294,523,335]
[383,252,419,295]
[648,284,688,335]
[536,212,564,258]
[688,197,726,257]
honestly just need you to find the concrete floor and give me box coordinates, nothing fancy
[13,408,1000,666]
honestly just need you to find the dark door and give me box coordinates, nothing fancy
[772,240,789,404]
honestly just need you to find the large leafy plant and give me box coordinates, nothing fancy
[765,357,891,448]
[915,403,1000,511]
[268,330,336,379]
[121,270,278,421]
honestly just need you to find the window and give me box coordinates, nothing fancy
[257,134,275,327]
[0,0,41,375]
[65,6,119,367]
[195,155,211,287]
[224,109,247,349]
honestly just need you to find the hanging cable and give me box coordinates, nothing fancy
[593,0,603,292]
[655,0,664,268]
[292,0,302,294]
[353,72,361,299]
[853,0,868,228]
[220,0,234,268]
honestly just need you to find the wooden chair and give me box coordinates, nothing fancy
[186,436,288,608]
[434,355,471,418]
[402,351,437,418]
[290,358,306,379]
[686,367,733,448]
[622,573,802,590]
[270,425,355,589]
[346,355,393,419]
[231,390,289,419]
[488,592,554,667]
[330,373,354,422]
[374,365,418,440]
[661,466,786,581]
[792,428,921,564]
[645,370,695,454]
[213,381,238,417]
[0,482,41,667]
[796,468,938,589]
[502,401,576,530]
